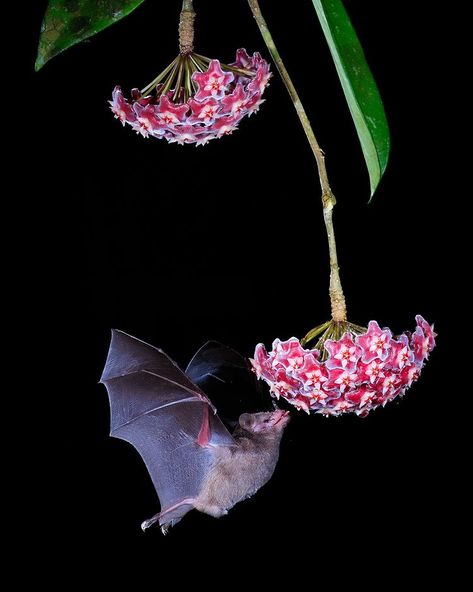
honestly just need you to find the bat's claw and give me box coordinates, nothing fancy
[141,516,170,535]
[141,499,195,533]
[141,515,160,532]
[141,520,149,532]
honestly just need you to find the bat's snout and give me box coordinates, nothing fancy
[270,409,290,427]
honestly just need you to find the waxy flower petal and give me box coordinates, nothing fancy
[251,316,436,418]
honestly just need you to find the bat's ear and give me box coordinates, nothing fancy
[238,413,253,431]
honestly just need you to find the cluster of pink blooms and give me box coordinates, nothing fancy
[109,50,270,145]
[251,315,436,417]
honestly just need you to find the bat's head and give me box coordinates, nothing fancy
[238,410,290,436]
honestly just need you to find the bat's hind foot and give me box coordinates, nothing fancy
[141,498,195,534]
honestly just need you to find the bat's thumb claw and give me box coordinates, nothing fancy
[141,519,153,532]
[141,511,162,532]
[141,521,148,532]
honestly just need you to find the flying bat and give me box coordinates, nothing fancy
[100,330,290,534]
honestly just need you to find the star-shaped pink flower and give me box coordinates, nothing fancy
[308,389,329,406]
[386,334,414,370]
[416,314,437,351]
[291,396,311,414]
[187,97,222,126]
[156,96,189,125]
[131,103,166,138]
[399,364,420,387]
[381,371,402,396]
[251,343,277,382]
[166,125,201,145]
[109,86,136,126]
[212,114,243,137]
[328,396,356,414]
[194,133,216,147]
[358,359,386,385]
[356,320,392,363]
[269,368,301,400]
[221,84,249,116]
[325,368,359,393]
[272,338,308,373]
[411,327,431,366]
[294,354,328,390]
[248,61,272,95]
[346,384,378,408]
[245,92,265,116]
[325,332,362,372]
[231,48,252,70]
[193,60,234,101]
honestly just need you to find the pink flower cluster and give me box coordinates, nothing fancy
[110,50,270,145]
[251,316,436,417]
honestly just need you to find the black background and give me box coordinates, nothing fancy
[24,0,456,572]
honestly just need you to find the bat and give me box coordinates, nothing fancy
[100,330,290,534]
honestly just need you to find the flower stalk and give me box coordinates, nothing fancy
[247,0,347,323]
[179,0,196,55]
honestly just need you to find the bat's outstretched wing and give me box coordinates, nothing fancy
[186,341,251,386]
[186,341,268,419]
[100,330,236,527]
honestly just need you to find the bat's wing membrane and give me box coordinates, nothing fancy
[186,340,251,386]
[186,341,267,418]
[101,330,235,523]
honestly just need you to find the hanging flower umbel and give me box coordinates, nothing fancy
[252,316,436,417]
[110,1,270,145]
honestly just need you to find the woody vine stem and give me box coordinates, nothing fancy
[247,0,347,324]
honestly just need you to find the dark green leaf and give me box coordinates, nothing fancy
[311,0,390,198]
[35,0,147,71]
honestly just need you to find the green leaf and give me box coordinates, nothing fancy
[35,0,147,71]
[311,0,390,198]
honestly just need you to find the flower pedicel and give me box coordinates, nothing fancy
[110,2,270,145]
